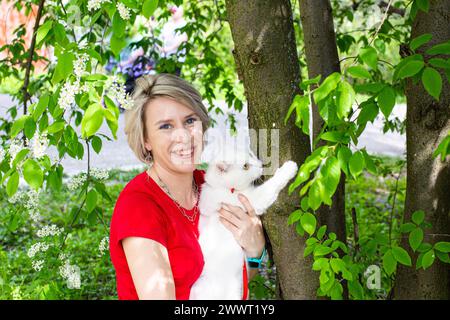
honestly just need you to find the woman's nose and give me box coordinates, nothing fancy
[172,127,191,144]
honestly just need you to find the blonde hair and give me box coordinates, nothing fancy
[124,73,210,164]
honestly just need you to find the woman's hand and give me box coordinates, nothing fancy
[219,193,265,258]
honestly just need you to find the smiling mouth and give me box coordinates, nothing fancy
[173,147,195,158]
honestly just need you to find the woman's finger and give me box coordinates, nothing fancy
[219,207,242,227]
[221,203,246,220]
[219,215,239,235]
[237,194,257,217]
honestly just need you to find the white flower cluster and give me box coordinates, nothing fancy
[116,2,131,20]
[87,0,111,11]
[67,168,109,191]
[59,260,81,289]
[9,189,40,213]
[73,53,89,79]
[107,82,134,110]
[32,259,44,272]
[30,132,48,159]
[67,173,87,191]
[58,81,80,111]
[27,242,50,258]
[90,168,109,180]
[0,148,5,163]
[29,210,41,223]
[99,236,109,255]
[8,139,25,167]
[37,224,64,238]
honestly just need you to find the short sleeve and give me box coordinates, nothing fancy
[112,192,168,248]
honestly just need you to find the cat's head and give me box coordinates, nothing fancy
[201,128,263,190]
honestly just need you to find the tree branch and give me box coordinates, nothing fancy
[22,0,46,115]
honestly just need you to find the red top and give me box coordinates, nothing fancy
[109,169,249,300]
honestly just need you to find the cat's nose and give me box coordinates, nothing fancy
[216,162,229,173]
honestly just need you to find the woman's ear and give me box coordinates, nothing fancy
[144,141,152,152]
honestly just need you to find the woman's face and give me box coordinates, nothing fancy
[144,97,203,174]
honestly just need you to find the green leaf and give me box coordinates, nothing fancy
[357,102,378,126]
[435,251,450,263]
[301,212,317,236]
[347,66,371,79]
[112,12,126,38]
[142,0,158,18]
[6,171,20,197]
[300,74,321,90]
[359,46,378,70]
[426,42,450,55]
[336,81,355,120]
[321,157,341,198]
[410,33,432,51]
[91,136,102,154]
[313,72,341,103]
[321,131,346,143]
[24,117,36,139]
[377,86,396,118]
[12,149,29,167]
[397,60,424,79]
[81,104,104,138]
[429,58,450,70]
[47,121,65,134]
[36,20,53,45]
[33,94,49,121]
[23,159,44,190]
[416,0,429,12]
[422,249,435,269]
[409,228,423,252]
[392,246,412,266]
[314,245,334,257]
[348,151,365,179]
[111,34,127,57]
[295,221,305,236]
[412,210,425,225]
[308,181,324,211]
[400,222,416,233]
[317,225,327,240]
[361,149,377,175]
[52,51,75,84]
[86,189,98,213]
[383,250,397,275]
[288,210,302,225]
[313,258,328,271]
[337,146,352,176]
[434,242,450,253]
[10,115,28,138]
[421,67,442,101]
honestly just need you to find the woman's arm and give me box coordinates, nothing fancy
[122,237,176,299]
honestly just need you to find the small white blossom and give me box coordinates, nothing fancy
[60,260,81,289]
[67,173,87,191]
[58,80,80,111]
[116,2,131,20]
[30,132,48,159]
[29,210,41,223]
[27,242,50,258]
[8,139,26,167]
[107,82,134,110]
[24,189,40,211]
[0,148,5,163]
[87,0,110,11]
[32,259,44,272]
[91,168,109,181]
[36,224,64,238]
[99,236,109,254]
[73,53,89,79]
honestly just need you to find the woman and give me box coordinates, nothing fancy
[109,74,266,300]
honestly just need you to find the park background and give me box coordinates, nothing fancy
[0,0,449,299]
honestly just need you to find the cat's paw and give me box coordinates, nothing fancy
[276,161,298,180]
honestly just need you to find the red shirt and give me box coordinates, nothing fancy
[109,169,206,300]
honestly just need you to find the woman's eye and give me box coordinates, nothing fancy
[159,123,172,130]
[186,117,197,125]
[243,163,250,170]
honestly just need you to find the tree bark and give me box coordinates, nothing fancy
[225,0,318,299]
[394,0,450,299]
[299,0,347,245]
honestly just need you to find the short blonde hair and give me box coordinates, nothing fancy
[124,73,210,164]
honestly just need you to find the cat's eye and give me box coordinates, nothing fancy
[243,163,250,170]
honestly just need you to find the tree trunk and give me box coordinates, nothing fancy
[395,0,450,299]
[225,0,318,299]
[299,0,347,245]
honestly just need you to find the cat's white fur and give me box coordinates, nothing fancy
[189,129,298,300]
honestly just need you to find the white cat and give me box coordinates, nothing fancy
[189,130,298,300]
